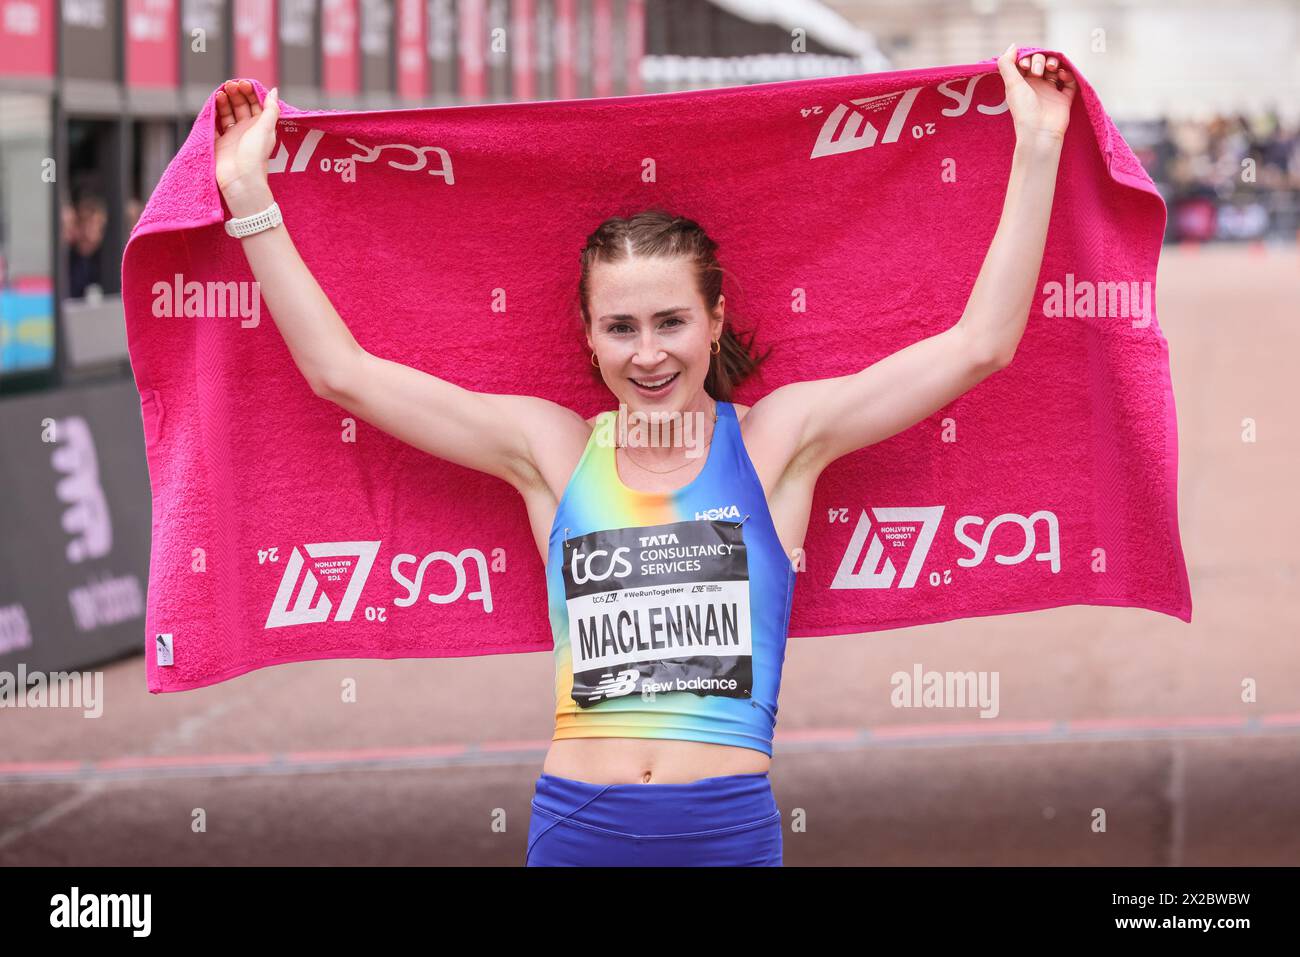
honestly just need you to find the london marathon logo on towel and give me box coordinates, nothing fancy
[268,122,455,185]
[562,520,754,707]
[803,72,1010,160]
[829,506,1060,589]
[261,541,494,628]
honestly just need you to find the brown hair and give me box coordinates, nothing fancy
[577,209,770,402]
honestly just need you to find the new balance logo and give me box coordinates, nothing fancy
[265,541,381,628]
[587,669,640,702]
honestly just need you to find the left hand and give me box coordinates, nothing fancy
[997,45,1078,143]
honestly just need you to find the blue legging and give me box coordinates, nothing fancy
[526,770,783,866]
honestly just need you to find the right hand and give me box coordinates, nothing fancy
[214,79,280,206]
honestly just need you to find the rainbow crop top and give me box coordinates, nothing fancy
[546,401,796,757]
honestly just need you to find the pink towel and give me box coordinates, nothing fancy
[123,47,1192,694]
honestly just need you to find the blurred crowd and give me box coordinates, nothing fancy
[62,191,107,301]
[1118,110,1300,243]
[61,175,144,301]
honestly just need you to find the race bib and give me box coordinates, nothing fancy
[562,519,753,707]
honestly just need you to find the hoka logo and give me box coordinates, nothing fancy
[587,669,640,702]
[694,504,740,521]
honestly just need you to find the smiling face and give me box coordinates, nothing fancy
[585,255,723,415]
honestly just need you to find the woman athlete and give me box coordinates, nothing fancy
[212,45,1076,866]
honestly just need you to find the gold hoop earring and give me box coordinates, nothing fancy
[591,351,600,368]
[710,339,721,356]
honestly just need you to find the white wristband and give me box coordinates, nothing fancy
[224,200,282,238]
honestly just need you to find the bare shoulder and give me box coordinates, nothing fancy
[733,384,811,445]
[489,392,590,438]
[733,385,818,494]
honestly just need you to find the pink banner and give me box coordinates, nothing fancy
[233,0,277,88]
[0,0,55,78]
[395,0,426,101]
[457,0,485,102]
[625,0,644,95]
[322,0,359,95]
[126,0,178,89]
[554,0,575,100]
[592,0,610,98]
[511,0,534,101]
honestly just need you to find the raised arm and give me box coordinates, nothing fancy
[752,47,1078,479]
[214,80,586,491]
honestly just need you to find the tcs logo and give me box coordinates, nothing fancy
[569,547,632,585]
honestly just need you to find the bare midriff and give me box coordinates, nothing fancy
[543,737,771,784]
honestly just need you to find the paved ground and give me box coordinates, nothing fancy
[2,244,1297,866]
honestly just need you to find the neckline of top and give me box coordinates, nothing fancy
[605,401,732,498]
